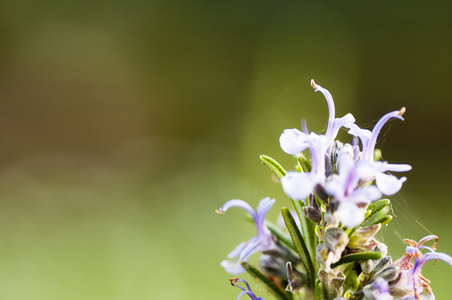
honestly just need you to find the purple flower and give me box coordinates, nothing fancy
[230,278,264,300]
[279,80,355,201]
[216,198,276,275]
[345,108,411,195]
[393,235,452,299]
[280,80,355,156]
[280,133,328,202]
[363,278,394,300]
[324,148,381,227]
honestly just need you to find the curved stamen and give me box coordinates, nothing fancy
[363,107,406,160]
[418,235,439,250]
[216,200,256,218]
[311,79,336,143]
[230,278,263,300]
[230,278,252,291]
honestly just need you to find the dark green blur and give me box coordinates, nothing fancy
[0,1,451,299]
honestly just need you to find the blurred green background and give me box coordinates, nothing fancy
[0,1,451,299]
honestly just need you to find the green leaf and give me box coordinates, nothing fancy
[240,261,293,300]
[292,200,316,265]
[347,199,390,237]
[330,251,384,269]
[260,155,287,180]
[282,207,315,289]
[296,153,311,172]
[366,199,390,218]
[343,264,359,291]
[315,279,325,300]
[368,215,392,227]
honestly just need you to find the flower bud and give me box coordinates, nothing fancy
[285,262,308,293]
[319,269,346,300]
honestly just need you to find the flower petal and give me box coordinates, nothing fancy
[239,238,261,261]
[337,201,366,228]
[221,258,245,275]
[218,199,256,217]
[352,185,382,202]
[379,162,412,173]
[254,198,275,239]
[375,173,406,196]
[345,123,371,144]
[280,129,309,155]
[255,198,275,222]
[326,113,356,144]
[227,241,249,259]
[324,176,344,199]
[281,172,316,201]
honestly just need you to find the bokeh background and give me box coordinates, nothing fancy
[0,1,451,299]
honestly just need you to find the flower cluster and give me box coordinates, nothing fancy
[217,81,452,300]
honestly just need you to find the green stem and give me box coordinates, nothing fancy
[292,200,317,265]
[330,251,384,269]
[259,155,287,180]
[368,215,392,227]
[282,207,315,289]
[315,279,325,300]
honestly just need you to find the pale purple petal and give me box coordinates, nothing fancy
[281,172,316,201]
[280,129,309,155]
[254,198,275,238]
[352,144,361,161]
[375,173,406,196]
[239,238,261,260]
[373,278,390,295]
[306,133,327,175]
[221,258,245,275]
[227,241,249,259]
[345,123,371,144]
[363,278,393,300]
[378,162,412,173]
[324,177,344,199]
[218,199,256,217]
[326,113,356,145]
[352,185,382,202]
[336,150,355,175]
[355,162,377,183]
[255,198,276,222]
[337,201,366,228]
[219,198,276,276]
